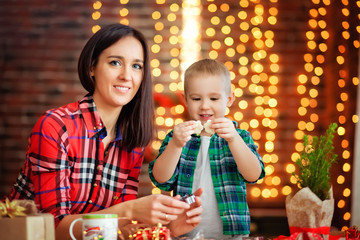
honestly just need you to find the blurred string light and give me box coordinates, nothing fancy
[295,0,360,229]
[204,0,280,200]
[336,0,360,228]
[119,0,130,25]
[150,0,186,185]
[92,1,102,33]
[150,0,201,195]
[180,0,202,79]
[91,0,130,33]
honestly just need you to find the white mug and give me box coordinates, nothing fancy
[69,214,118,240]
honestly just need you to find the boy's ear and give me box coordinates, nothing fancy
[227,91,235,107]
[181,92,188,106]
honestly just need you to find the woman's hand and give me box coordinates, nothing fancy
[168,188,203,237]
[126,194,191,225]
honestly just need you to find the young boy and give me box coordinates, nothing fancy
[149,59,265,239]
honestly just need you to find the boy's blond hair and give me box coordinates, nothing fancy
[184,58,231,95]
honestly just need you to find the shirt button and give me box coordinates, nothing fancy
[186,174,190,177]
[97,166,101,170]
[113,196,119,200]
[105,151,109,155]
[93,183,97,187]
[89,200,93,204]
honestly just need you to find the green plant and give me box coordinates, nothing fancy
[292,123,338,201]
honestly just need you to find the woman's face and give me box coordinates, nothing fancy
[91,36,144,112]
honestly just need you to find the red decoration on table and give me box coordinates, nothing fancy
[345,226,359,240]
[289,226,330,235]
[133,223,170,240]
[273,226,343,240]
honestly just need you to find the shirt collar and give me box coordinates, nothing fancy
[78,94,122,141]
[114,118,123,141]
[78,94,103,138]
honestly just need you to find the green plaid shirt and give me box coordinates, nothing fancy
[149,125,265,235]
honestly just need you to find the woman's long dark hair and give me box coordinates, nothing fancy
[78,23,154,151]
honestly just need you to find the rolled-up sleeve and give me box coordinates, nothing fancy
[149,131,178,191]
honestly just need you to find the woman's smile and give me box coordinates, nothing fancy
[114,85,131,92]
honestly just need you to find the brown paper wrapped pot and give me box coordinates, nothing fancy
[285,187,334,240]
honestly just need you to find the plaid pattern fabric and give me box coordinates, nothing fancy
[7,95,144,226]
[149,125,265,235]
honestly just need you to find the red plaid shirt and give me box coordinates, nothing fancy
[7,95,144,226]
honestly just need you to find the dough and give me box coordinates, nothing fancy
[194,120,204,135]
[203,120,215,134]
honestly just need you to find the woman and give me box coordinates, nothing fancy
[6,23,202,239]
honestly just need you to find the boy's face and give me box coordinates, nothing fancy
[184,73,235,124]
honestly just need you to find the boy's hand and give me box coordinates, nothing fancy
[172,121,197,148]
[211,117,237,142]
[168,188,203,237]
